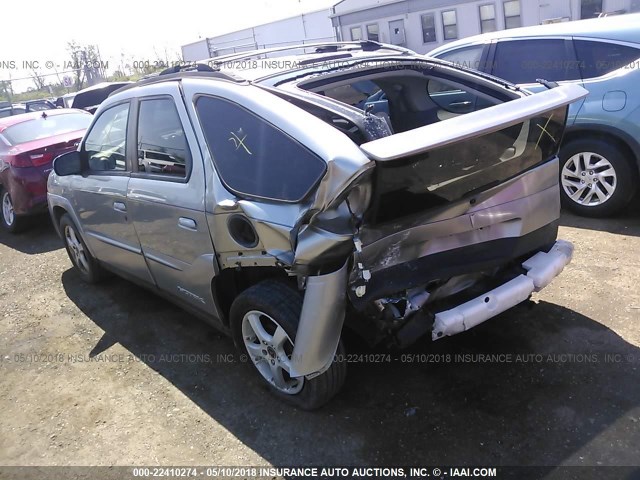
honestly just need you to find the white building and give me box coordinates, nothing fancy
[182,8,337,61]
[331,0,640,53]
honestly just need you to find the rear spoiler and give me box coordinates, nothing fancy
[360,84,588,162]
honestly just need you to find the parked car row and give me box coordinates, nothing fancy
[0,99,56,119]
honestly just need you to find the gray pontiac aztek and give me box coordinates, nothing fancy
[48,42,587,409]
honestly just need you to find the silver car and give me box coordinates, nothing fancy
[48,43,587,409]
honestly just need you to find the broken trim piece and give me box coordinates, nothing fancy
[432,240,574,340]
[289,260,349,378]
[360,84,588,161]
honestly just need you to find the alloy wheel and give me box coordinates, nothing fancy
[2,192,15,226]
[64,225,90,274]
[241,310,303,394]
[561,152,617,207]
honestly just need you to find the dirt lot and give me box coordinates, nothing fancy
[1,201,639,474]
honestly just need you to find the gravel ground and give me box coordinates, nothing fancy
[0,202,639,475]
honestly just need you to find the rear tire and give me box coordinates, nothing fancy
[230,279,347,410]
[559,139,637,217]
[59,213,106,283]
[0,189,27,234]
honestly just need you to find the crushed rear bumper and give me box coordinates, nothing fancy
[432,240,573,340]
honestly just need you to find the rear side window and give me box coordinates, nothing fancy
[574,40,640,79]
[493,39,581,84]
[196,96,327,202]
[137,98,189,178]
[84,103,129,171]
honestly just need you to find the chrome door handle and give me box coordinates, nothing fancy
[113,202,127,212]
[178,217,197,231]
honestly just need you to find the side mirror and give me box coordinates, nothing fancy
[53,151,82,176]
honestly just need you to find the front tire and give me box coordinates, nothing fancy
[230,280,347,410]
[59,213,106,283]
[559,139,637,217]
[1,189,27,234]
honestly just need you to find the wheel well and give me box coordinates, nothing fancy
[563,129,640,175]
[52,206,67,228]
[212,267,294,325]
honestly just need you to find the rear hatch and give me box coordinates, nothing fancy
[350,84,588,305]
[360,84,588,225]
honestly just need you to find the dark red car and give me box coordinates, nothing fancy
[0,109,92,233]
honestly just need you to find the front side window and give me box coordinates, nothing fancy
[442,10,458,41]
[421,13,436,43]
[137,98,189,178]
[196,96,326,202]
[480,4,497,33]
[503,0,522,29]
[574,40,640,78]
[366,24,379,42]
[84,103,129,171]
[493,39,580,84]
[350,26,362,41]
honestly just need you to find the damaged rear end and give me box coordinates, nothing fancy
[290,83,587,377]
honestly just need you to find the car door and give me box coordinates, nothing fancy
[126,84,217,314]
[72,101,154,284]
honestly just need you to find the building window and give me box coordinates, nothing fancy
[389,19,406,45]
[581,0,603,18]
[421,13,437,43]
[503,0,522,29]
[480,4,497,33]
[442,10,458,41]
[350,26,363,41]
[366,24,379,42]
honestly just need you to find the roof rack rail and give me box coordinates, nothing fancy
[110,68,245,95]
[206,41,414,66]
[159,63,218,75]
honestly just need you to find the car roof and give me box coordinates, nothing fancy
[0,108,88,131]
[112,42,420,93]
[429,13,640,55]
[107,40,522,125]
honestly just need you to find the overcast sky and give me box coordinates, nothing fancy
[1,0,338,92]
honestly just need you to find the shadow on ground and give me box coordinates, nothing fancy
[0,215,61,255]
[60,268,640,472]
[560,195,640,237]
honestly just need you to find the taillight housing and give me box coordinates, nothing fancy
[13,150,54,168]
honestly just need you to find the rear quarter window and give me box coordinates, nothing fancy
[574,40,640,78]
[196,96,327,202]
